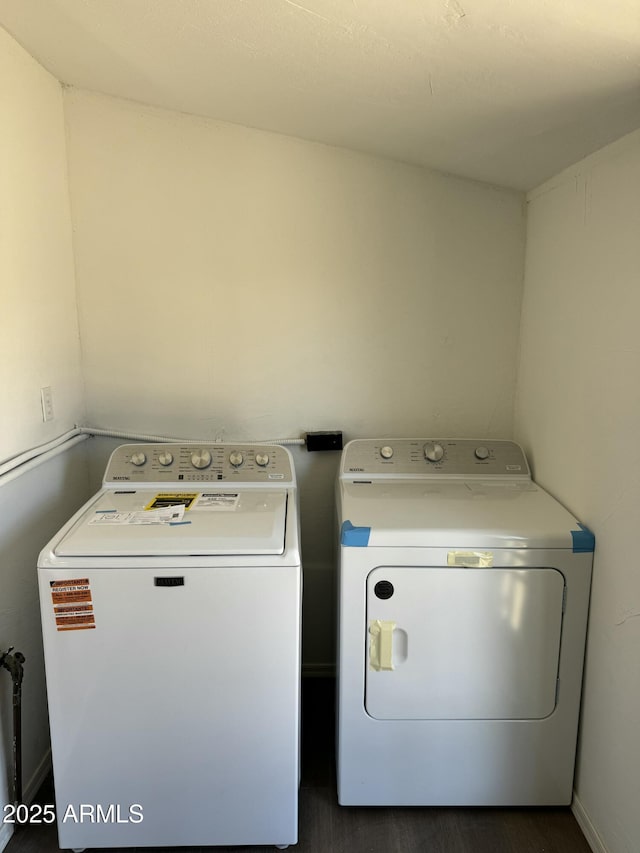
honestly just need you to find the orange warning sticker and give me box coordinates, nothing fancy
[54,603,93,617]
[51,579,92,605]
[51,579,95,631]
[54,616,96,630]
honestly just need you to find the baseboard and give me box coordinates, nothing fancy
[302,663,335,678]
[0,750,52,853]
[572,792,609,853]
[0,821,13,853]
[23,749,52,804]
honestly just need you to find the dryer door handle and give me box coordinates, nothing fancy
[369,620,396,671]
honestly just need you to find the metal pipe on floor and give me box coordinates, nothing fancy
[0,647,26,810]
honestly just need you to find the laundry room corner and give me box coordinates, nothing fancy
[60,88,526,671]
[515,127,640,853]
[0,27,89,852]
[3,0,640,848]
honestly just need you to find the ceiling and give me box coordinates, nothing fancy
[1,0,639,190]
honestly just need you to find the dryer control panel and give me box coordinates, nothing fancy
[341,439,530,479]
[104,443,295,485]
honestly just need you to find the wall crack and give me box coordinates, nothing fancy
[615,610,640,627]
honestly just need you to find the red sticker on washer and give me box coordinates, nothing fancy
[51,579,95,631]
[50,578,91,604]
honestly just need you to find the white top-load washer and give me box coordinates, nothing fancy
[38,443,301,850]
[336,439,593,807]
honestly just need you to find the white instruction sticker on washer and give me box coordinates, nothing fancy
[191,493,240,511]
[89,506,185,525]
[447,550,494,567]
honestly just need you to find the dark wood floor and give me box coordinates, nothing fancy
[6,678,592,853]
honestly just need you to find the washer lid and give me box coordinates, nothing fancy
[340,480,585,550]
[55,489,288,557]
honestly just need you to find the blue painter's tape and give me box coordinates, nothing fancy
[341,520,371,547]
[571,523,595,553]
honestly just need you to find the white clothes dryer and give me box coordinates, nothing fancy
[38,443,301,850]
[336,439,593,806]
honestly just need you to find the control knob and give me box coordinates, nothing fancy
[423,442,444,463]
[380,446,394,459]
[158,450,174,466]
[255,452,270,467]
[229,451,244,468]
[475,446,490,460]
[190,450,212,469]
[130,451,147,467]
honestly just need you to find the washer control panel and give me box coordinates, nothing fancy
[104,443,294,485]
[341,439,530,479]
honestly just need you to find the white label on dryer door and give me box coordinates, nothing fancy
[447,550,493,567]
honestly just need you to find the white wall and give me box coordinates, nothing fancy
[0,30,90,849]
[515,129,640,853]
[64,89,526,667]
[0,29,84,462]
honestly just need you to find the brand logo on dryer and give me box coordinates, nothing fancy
[113,476,131,480]
[349,467,365,472]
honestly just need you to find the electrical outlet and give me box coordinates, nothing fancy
[41,386,54,422]
[305,431,343,451]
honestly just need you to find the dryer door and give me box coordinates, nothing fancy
[365,566,564,720]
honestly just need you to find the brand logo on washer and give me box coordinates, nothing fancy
[113,476,130,480]
[349,467,364,472]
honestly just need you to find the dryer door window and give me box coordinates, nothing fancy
[365,566,564,720]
